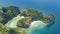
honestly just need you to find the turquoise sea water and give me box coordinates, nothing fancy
[0,0,60,34]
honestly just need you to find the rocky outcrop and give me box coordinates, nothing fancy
[17,8,55,28]
[0,6,55,34]
[48,13,55,24]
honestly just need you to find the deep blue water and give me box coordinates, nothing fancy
[0,0,60,34]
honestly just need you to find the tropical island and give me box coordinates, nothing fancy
[0,6,55,34]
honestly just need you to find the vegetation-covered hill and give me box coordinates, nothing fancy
[0,6,55,34]
[0,6,20,24]
[17,8,55,28]
[0,23,26,34]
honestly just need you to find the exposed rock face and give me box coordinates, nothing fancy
[48,13,55,24]
[0,6,55,34]
[0,6,20,24]
[17,8,55,28]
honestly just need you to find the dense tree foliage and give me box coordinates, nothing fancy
[0,23,26,34]
[20,8,44,20]
[17,17,32,28]
[18,8,55,28]
[0,6,20,24]
[0,6,55,34]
